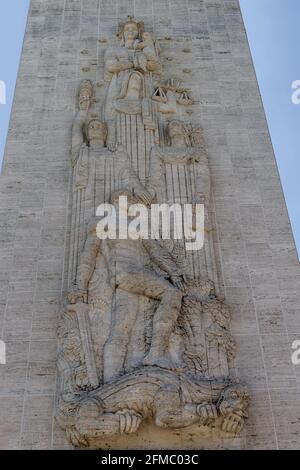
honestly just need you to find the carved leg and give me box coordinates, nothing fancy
[142,283,182,368]
[154,385,218,429]
[116,272,183,369]
[103,289,139,382]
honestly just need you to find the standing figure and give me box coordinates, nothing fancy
[103,17,161,173]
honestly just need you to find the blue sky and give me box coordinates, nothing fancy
[0,0,30,160]
[0,0,300,255]
[240,0,300,255]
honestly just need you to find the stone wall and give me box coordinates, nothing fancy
[0,0,300,449]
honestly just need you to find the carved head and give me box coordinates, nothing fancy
[217,383,250,419]
[142,31,153,43]
[127,71,143,97]
[167,120,191,147]
[117,17,144,43]
[86,119,107,146]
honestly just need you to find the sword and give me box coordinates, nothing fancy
[67,301,99,389]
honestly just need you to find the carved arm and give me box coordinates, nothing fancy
[160,150,202,165]
[121,158,154,206]
[104,49,134,74]
[71,110,88,166]
[157,403,218,429]
[142,240,182,278]
[76,232,101,293]
[71,81,92,166]
[106,59,134,73]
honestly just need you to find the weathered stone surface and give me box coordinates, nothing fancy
[0,0,299,450]
[54,17,249,448]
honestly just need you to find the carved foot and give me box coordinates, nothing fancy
[117,409,143,434]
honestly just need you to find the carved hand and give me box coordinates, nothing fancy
[117,409,142,434]
[67,288,88,304]
[120,60,134,70]
[108,60,134,73]
[75,367,90,389]
[197,403,218,425]
[171,275,185,292]
[135,189,153,206]
[107,138,117,152]
[221,412,244,435]
[134,53,148,72]
[66,427,88,448]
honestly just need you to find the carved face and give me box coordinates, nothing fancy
[218,384,250,418]
[123,22,139,41]
[79,90,90,102]
[142,32,153,43]
[128,73,142,93]
[87,120,107,145]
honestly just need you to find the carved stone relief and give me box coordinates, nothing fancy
[56,16,250,448]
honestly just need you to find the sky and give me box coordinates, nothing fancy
[239,0,300,255]
[0,0,300,254]
[0,0,30,160]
